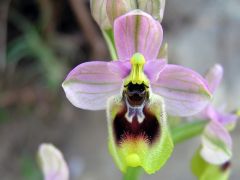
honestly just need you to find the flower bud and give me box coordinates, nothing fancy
[90,0,111,30]
[107,0,166,26]
[90,0,165,30]
[38,143,69,180]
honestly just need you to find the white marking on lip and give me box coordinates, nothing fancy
[125,99,145,124]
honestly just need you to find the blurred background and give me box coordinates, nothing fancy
[0,0,239,179]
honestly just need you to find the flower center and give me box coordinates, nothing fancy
[124,53,149,86]
[123,53,150,107]
[113,53,160,146]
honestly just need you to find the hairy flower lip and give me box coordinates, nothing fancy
[113,101,160,146]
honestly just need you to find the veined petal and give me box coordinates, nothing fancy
[151,64,211,116]
[38,143,69,180]
[62,61,127,110]
[144,59,166,82]
[201,120,232,165]
[114,10,163,61]
[205,64,223,93]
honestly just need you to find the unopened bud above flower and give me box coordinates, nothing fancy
[90,0,166,30]
[107,0,166,25]
[90,0,111,29]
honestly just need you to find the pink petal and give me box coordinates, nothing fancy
[38,144,69,180]
[205,105,238,126]
[151,64,211,116]
[62,61,127,110]
[108,60,131,78]
[114,10,163,61]
[201,120,232,165]
[144,59,166,82]
[205,64,223,93]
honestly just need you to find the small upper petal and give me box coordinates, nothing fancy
[151,64,211,116]
[62,61,128,110]
[205,64,223,93]
[114,10,163,61]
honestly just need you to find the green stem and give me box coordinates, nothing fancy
[171,120,208,144]
[123,167,142,180]
[102,29,118,60]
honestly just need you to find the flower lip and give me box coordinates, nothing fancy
[113,101,160,145]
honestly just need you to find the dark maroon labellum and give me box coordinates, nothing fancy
[113,104,160,145]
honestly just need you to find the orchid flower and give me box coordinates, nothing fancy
[38,143,69,180]
[198,64,238,166]
[62,10,211,174]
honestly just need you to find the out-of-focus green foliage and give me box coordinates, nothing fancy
[7,11,66,89]
[21,155,42,180]
[0,108,10,123]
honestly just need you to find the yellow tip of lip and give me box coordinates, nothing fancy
[126,153,141,167]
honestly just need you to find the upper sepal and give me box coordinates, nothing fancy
[114,10,163,61]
